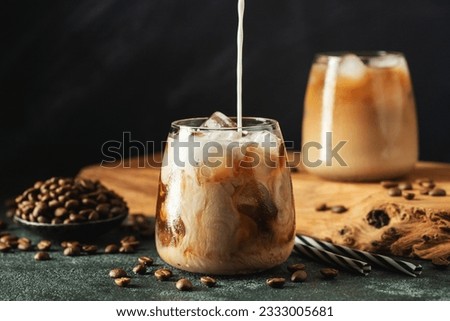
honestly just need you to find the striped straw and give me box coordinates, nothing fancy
[294,239,371,276]
[296,234,422,277]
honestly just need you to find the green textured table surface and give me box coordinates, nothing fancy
[0,211,449,301]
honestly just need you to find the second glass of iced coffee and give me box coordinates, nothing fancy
[302,51,418,181]
[155,112,296,275]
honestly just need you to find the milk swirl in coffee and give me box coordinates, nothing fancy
[155,0,295,274]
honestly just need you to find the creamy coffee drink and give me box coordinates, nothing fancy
[156,113,295,274]
[302,52,418,181]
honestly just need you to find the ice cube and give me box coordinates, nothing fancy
[202,111,237,128]
[232,181,278,231]
[338,54,367,79]
[369,54,400,69]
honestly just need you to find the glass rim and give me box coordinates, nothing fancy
[171,116,279,131]
[315,50,404,60]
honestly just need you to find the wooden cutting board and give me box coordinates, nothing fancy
[78,155,450,260]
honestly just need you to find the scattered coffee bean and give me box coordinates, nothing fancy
[0,220,7,230]
[36,240,52,251]
[109,268,128,278]
[17,238,32,251]
[367,210,390,228]
[398,182,413,190]
[431,257,449,269]
[114,277,131,287]
[176,278,193,291]
[320,268,339,279]
[287,263,306,272]
[61,241,81,249]
[1,235,18,248]
[132,264,147,275]
[154,268,172,281]
[331,205,347,214]
[82,245,98,254]
[421,181,435,189]
[429,188,446,197]
[138,256,154,267]
[291,270,308,282]
[380,181,398,189]
[121,236,140,247]
[403,192,415,200]
[105,244,119,254]
[18,242,32,251]
[266,277,285,288]
[416,178,434,186]
[119,244,135,254]
[200,276,217,287]
[388,187,402,197]
[315,203,328,212]
[63,246,81,256]
[34,251,50,261]
[419,188,430,195]
[0,242,11,252]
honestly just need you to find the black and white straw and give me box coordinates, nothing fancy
[294,239,371,276]
[296,234,422,277]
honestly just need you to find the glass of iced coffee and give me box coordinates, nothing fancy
[302,51,418,181]
[155,112,295,275]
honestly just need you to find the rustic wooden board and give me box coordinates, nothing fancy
[78,155,450,260]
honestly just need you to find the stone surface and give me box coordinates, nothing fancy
[0,211,449,301]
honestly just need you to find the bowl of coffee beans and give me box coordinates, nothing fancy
[12,177,128,240]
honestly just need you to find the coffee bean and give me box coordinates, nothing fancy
[315,203,328,212]
[64,200,80,210]
[154,268,172,281]
[114,277,131,287]
[82,245,98,254]
[419,188,430,195]
[34,251,50,261]
[0,242,11,252]
[431,257,449,269]
[54,207,68,218]
[388,187,402,197]
[48,200,61,209]
[138,256,154,267]
[421,181,436,189]
[37,216,50,224]
[63,246,81,256]
[320,268,339,279]
[121,236,140,248]
[119,244,135,254]
[36,240,52,251]
[176,278,193,291]
[105,244,119,254]
[88,211,99,221]
[266,277,285,288]
[331,205,347,214]
[15,177,128,225]
[81,198,97,208]
[429,188,446,197]
[291,270,308,282]
[18,242,32,251]
[132,264,147,275]
[60,241,80,249]
[380,181,398,188]
[109,268,128,278]
[398,182,413,190]
[200,276,217,287]
[96,204,110,215]
[287,263,306,273]
[403,192,415,200]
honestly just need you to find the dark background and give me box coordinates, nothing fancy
[1,0,450,199]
